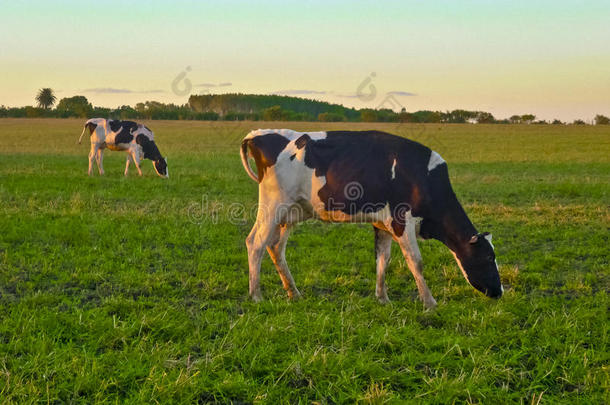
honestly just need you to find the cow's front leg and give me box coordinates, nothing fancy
[267,224,301,300]
[124,153,131,176]
[393,221,437,310]
[88,144,97,176]
[374,226,392,304]
[131,150,143,176]
[96,148,105,175]
[246,218,277,302]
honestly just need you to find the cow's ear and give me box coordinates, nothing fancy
[469,235,479,244]
[295,134,310,149]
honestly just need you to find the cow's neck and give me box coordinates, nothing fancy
[428,199,477,255]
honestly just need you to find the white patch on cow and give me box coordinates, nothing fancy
[244,129,327,142]
[391,158,397,179]
[133,124,154,141]
[451,251,472,285]
[483,233,500,276]
[484,233,494,249]
[427,151,445,172]
[242,129,328,183]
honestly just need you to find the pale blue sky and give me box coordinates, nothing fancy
[1,0,609,120]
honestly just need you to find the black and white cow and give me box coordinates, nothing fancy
[78,118,168,178]
[240,129,502,309]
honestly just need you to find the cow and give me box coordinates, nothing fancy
[78,118,168,178]
[240,129,502,309]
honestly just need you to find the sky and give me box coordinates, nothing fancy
[1,0,609,121]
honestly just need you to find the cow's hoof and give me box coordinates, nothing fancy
[377,295,391,304]
[288,290,302,300]
[423,298,438,311]
[250,293,263,303]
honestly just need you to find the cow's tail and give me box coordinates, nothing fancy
[240,139,259,183]
[78,125,87,144]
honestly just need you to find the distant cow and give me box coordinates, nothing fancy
[78,118,168,178]
[240,129,502,309]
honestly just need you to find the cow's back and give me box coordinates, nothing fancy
[294,131,436,218]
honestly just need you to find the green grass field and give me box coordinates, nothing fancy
[0,118,608,403]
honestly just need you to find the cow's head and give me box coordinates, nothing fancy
[455,232,502,298]
[153,157,168,178]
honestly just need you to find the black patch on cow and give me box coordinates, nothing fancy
[136,134,163,161]
[109,120,139,145]
[289,154,296,161]
[114,129,133,145]
[296,131,436,235]
[295,134,310,149]
[108,120,122,132]
[374,226,383,256]
[86,122,97,135]
[246,133,290,182]
[154,157,168,177]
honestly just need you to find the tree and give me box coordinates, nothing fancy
[509,115,521,124]
[444,109,477,123]
[25,106,44,118]
[360,109,378,122]
[572,119,586,125]
[411,110,441,123]
[397,111,413,123]
[551,119,563,125]
[521,114,536,124]
[35,88,56,109]
[56,96,93,118]
[262,105,283,121]
[594,114,610,125]
[318,112,345,122]
[476,111,496,124]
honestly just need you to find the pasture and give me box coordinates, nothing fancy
[0,118,608,403]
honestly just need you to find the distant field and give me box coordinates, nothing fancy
[0,118,608,403]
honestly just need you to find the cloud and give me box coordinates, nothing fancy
[386,91,417,97]
[271,89,327,95]
[84,88,133,94]
[196,82,232,88]
[335,93,360,98]
[335,91,417,99]
[83,88,166,94]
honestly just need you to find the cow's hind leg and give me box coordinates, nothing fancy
[133,155,143,176]
[96,148,105,175]
[124,153,131,176]
[130,148,143,176]
[393,221,437,310]
[88,144,97,176]
[374,226,392,304]
[245,219,277,302]
[267,224,300,299]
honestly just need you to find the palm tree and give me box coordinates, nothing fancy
[36,88,56,109]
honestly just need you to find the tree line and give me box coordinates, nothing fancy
[1,88,608,125]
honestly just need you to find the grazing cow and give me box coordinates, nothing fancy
[240,129,502,308]
[78,118,168,178]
